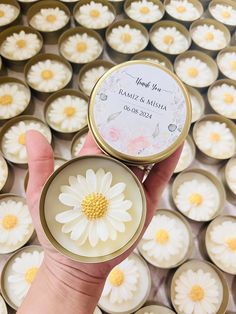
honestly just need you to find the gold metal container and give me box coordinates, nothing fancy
[131,50,174,71]
[105,19,149,63]
[217,46,236,81]
[17,0,39,13]
[0,155,14,193]
[24,53,73,101]
[40,155,146,263]
[193,114,236,163]
[70,126,89,158]
[173,134,196,173]
[88,60,191,166]
[135,305,176,314]
[0,0,21,32]
[221,157,236,204]
[186,86,205,123]
[27,0,71,44]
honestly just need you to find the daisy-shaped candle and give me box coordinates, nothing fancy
[71,127,88,158]
[0,295,7,314]
[172,168,225,221]
[209,0,236,31]
[106,20,149,62]
[171,259,229,314]
[99,253,151,313]
[135,305,176,314]
[40,155,146,262]
[174,135,195,173]
[138,209,192,268]
[150,21,191,57]
[187,86,205,123]
[0,115,52,165]
[131,50,174,71]
[222,157,236,204]
[0,194,34,254]
[206,215,236,274]
[174,51,218,90]
[193,114,236,161]
[217,47,236,81]
[1,246,44,309]
[0,0,20,31]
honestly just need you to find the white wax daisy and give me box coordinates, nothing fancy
[190,92,202,122]
[61,33,102,64]
[0,30,41,61]
[0,83,30,119]
[150,26,189,54]
[0,156,7,191]
[56,168,132,247]
[175,56,215,88]
[0,4,19,27]
[27,59,72,93]
[30,7,69,32]
[165,0,200,21]
[175,179,220,221]
[209,83,236,119]
[75,1,115,29]
[72,133,87,157]
[126,0,163,24]
[226,162,236,194]
[107,24,147,53]
[173,269,222,314]
[218,52,236,81]
[8,250,44,307]
[210,4,236,26]
[174,139,193,173]
[191,24,227,50]
[80,66,109,96]
[195,121,235,159]
[2,120,51,163]
[47,95,88,132]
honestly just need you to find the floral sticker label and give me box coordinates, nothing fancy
[92,63,188,157]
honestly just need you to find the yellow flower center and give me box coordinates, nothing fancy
[25,267,39,284]
[81,193,108,220]
[121,33,132,43]
[205,32,214,41]
[210,132,220,142]
[46,14,56,23]
[0,94,13,106]
[224,93,234,104]
[18,133,26,145]
[176,5,186,13]
[139,6,150,14]
[156,229,169,245]
[16,39,26,48]
[163,35,174,45]
[0,10,5,17]
[230,60,236,71]
[222,10,231,18]
[90,9,100,18]
[109,268,124,287]
[226,238,236,251]
[2,215,17,229]
[187,67,198,78]
[64,106,76,117]
[189,285,205,302]
[77,42,87,52]
[41,70,54,80]
[189,193,203,206]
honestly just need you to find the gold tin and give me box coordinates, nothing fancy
[27,0,71,44]
[221,157,236,204]
[217,46,236,80]
[108,0,124,14]
[149,20,191,61]
[174,50,219,92]
[44,88,89,139]
[208,79,236,120]
[190,18,231,57]
[0,25,43,72]
[193,114,236,163]
[164,0,204,27]
[0,245,43,310]
[39,155,146,263]
[0,115,52,166]
[170,259,229,314]
[205,215,236,275]
[0,0,21,32]
[59,0,79,12]
[0,155,14,193]
[172,168,226,221]
[0,295,7,314]
[70,126,89,158]
[186,86,205,123]
[135,305,176,314]
[73,0,116,37]
[131,50,174,71]
[105,19,149,63]
[24,53,73,101]
[58,26,104,72]
[138,209,193,269]
[88,60,191,166]
[124,0,165,29]
[0,194,35,254]
[78,59,115,96]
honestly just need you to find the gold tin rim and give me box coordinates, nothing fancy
[135,304,176,314]
[0,0,21,27]
[164,0,204,22]
[44,88,89,134]
[149,20,191,56]
[138,209,193,269]
[205,215,236,275]
[192,113,236,160]
[173,134,196,173]
[224,157,236,196]
[217,46,236,78]
[0,155,8,192]
[89,60,191,165]
[39,154,147,263]
[208,79,236,119]
[0,245,43,310]
[209,0,236,27]
[0,115,52,165]
[70,126,89,158]
[170,259,229,314]
[190,18,231,52]
[186,85,205,123]
[172,167,226,222]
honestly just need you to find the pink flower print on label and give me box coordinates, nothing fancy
[127,136,150,155]
[107,127,121,142]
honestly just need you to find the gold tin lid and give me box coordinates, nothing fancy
[131,50,174,71]
[135,305,176,314]
[88,60,191,166]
